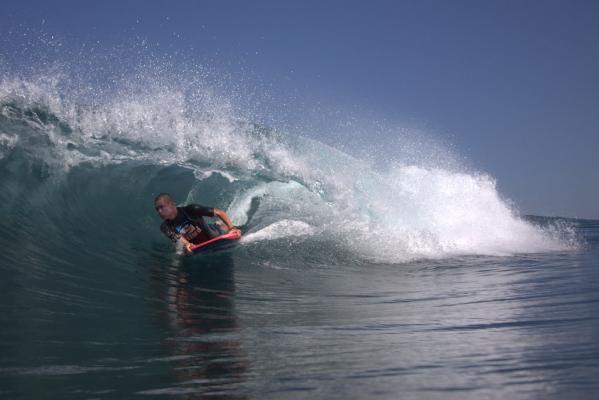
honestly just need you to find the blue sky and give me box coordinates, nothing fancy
[2,0,598,219]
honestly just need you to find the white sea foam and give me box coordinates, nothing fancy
[193,169,239,183]
[0,133,19,159]
[336,165,573,262]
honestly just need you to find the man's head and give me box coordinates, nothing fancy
[154,193,178,221]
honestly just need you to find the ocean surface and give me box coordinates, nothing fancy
[1,74,598,399]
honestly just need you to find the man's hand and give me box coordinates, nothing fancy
[183,242,194,255]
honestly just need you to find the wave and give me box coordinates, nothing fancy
[0,72,579,266]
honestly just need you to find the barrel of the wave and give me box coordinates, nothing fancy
[188,230,242,255]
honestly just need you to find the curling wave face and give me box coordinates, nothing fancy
[0,73,578,267]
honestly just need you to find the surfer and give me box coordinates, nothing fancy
[154,193,239,255]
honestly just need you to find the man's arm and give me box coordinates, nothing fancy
[161,222,195,254]
[179,235,195,255]
[213,208,239,233]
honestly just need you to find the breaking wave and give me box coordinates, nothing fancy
[0,70,578,266]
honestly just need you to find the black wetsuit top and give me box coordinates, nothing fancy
[160,204,221,244]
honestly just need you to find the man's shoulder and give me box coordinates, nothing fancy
[182,203,209,210]
[182,203,214,216]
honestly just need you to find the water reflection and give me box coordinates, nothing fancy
[152,253,249,399]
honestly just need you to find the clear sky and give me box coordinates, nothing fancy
[2,0,598,219]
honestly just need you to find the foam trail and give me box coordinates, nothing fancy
[242,220,318,243]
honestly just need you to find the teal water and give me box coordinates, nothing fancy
[1,76,597,399]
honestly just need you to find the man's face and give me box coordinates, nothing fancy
[154,198,177,221]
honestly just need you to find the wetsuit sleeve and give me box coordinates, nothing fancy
[184,204,215,220]
[160,222,179,243]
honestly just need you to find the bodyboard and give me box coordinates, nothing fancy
[189,230,242,254]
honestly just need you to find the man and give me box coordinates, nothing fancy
[154,193,240,255]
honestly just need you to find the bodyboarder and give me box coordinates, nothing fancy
[154,193,240,255]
